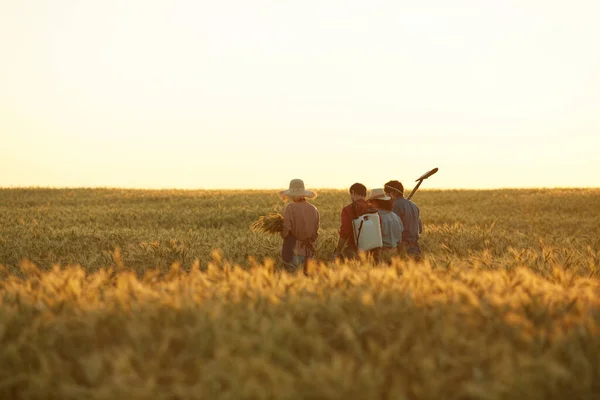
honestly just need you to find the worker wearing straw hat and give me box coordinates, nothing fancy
[367,188,404,263]
[279,179,320,273]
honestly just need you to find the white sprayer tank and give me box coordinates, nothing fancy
[352,211,383,252]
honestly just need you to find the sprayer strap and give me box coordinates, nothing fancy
[352,200,359,219]
[355,219,365,246]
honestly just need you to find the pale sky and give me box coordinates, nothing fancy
[1,0,599,190]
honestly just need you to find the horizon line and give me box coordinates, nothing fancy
[1,185,599,191]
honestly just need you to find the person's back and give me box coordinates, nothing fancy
[392,197,421,244]
[385,180,423,257]
[378,209,403,248]
[340,200,371,250]
[283,199,320,256]
[279,179,320,271]
[365,188,403,263]
[333,183,373,260]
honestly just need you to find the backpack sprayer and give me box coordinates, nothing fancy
[407,167,438,200]
[344,168,439,255]
[351,168,438,252]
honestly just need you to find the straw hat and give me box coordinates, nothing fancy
[279,179,317,199]
[367,188,391,201]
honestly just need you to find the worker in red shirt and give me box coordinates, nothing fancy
[332,183,372,260]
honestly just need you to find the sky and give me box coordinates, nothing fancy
[1,0,599,190]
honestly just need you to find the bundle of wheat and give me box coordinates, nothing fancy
[250,212,284,235]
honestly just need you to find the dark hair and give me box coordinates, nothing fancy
[369,198,393,211]
[384,180,404,196]
[349,183,367,197]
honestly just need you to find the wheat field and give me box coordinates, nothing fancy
[1,188,600,399]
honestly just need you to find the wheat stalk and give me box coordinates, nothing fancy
[250,212,284,235]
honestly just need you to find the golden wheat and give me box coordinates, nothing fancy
[250,212,284,235]
[0,188,599,399]
[1,258,599,399]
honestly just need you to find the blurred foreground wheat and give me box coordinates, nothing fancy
[1,256,600,399]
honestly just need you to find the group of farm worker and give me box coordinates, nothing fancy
[278,178,422,272]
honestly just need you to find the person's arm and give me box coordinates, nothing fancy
[334,237,348,254]
[416,204,423,235]
[281,205,292,239]
[398,214,404,236]
[333,207,351,255]
[308,205,320,243]
[314,208,320,241]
